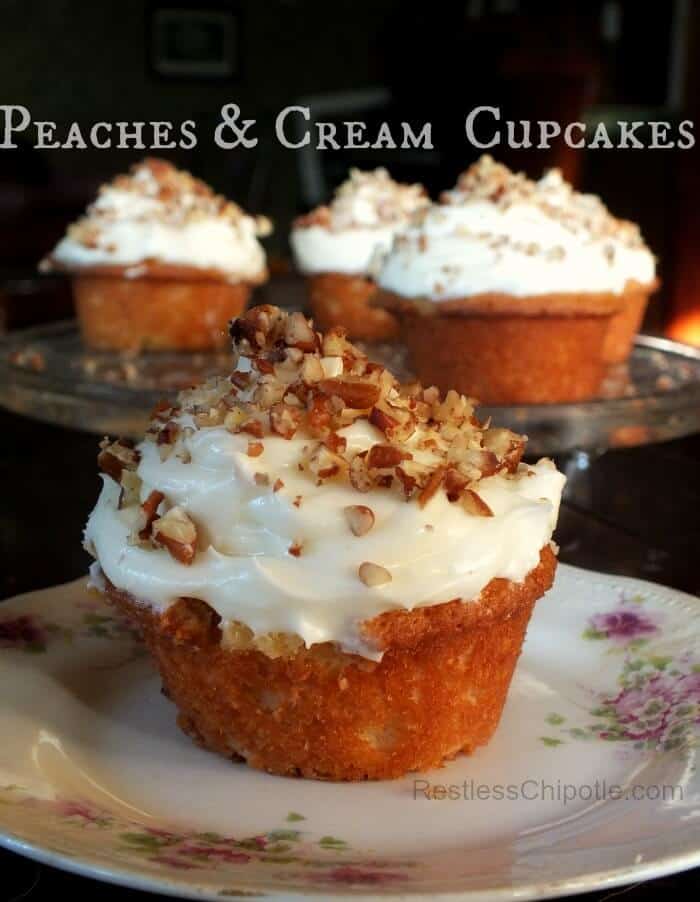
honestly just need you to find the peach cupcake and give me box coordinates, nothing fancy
[41,158,271,351]
[376,156,657,403]
[290,168,427,342]
[84,305,565,781]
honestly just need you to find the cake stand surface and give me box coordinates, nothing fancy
[1,321,699,455]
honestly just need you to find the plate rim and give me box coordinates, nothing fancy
[0,563,698,901]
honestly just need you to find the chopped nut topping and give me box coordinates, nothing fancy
[98,438,140,482]
[54,158,272,254]
[359,561,392,587]
[149,305,527,514]
[293,168,427,232]
[461,489,494,517]
[152,506,198,565]
[247,441,264,457]
[273,478,284,492]
[288,541,303,557]
[138,490,164,540]
[344,505,375,536]
[318,378,380,409]
[118,470,142,509]
[441,155,649,251]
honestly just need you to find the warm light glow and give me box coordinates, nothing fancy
[668,311,700,348]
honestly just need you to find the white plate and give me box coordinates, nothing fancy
[0,565,698,900]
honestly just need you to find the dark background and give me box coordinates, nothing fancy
[1,1,699,900]
[1,0,699,336]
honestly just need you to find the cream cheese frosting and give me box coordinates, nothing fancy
[290,168,427,276]
[42,158,272,283]
[375,155,655,301]
[85,305,565,659]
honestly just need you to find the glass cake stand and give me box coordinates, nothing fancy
[1,320,700,455]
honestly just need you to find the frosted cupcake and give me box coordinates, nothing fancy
[85,305,565,780]
[376,157,657,402]
[41,158,272,351]
[291,168,427,342]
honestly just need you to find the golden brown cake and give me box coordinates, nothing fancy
[290,168,427,342]
[382,290,620,404]
[602,279,659,364]
[306,272,399,342]
[375,156,657,401]
[84,305,565,780]
[41,158,271,351]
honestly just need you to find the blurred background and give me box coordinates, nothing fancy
[0,0,698,341]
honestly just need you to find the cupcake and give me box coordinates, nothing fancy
[290,168,428,342]
[85,305,565,780]
[376,156,657,403]
[41,159,271,351]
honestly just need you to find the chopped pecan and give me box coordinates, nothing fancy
[270,403,302,439]
[318,379,380,409]
[284,312,317,351]
[444,467,468,502]
[152,506,198,565]
[461,489,494,517]
[344,505,375,536]
[118,470,141,509]
[366,444,411,470]
[369,406,398,435]
[241,420,264,439]
[483,428,524,473]
[349,454,372,492]
[324,431,347,454]
[98,438,140,482]
[395,465,417,499]
[138,490,165,540]
[358,561,392,587]
[418,465,447,508]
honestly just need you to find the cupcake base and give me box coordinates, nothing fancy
[105,546,556,781]
[602,283,655,364]
[308,273,399,342]
[400,311,613,405]
[73,275,251,351]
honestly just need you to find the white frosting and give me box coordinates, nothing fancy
[46,161,270,282]
[376,159,655,301]
[85,420,564,658]
[291,223,402,277]
[291,168,427,276]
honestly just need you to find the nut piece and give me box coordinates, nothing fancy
[366,443,411,470]
[138,489,165,539]
[418,465,447,508]
[270,403,302,439]
[247,441,264,457]
[358,561,392,587]
[98,438,140,482]
[152,506,198,565]
[284,311,317,351]
[318,379,380,409]
[461,489,494,517]
[344,505,375,536]
[118,470,142,509]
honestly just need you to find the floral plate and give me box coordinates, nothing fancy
[0,565,698,901]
